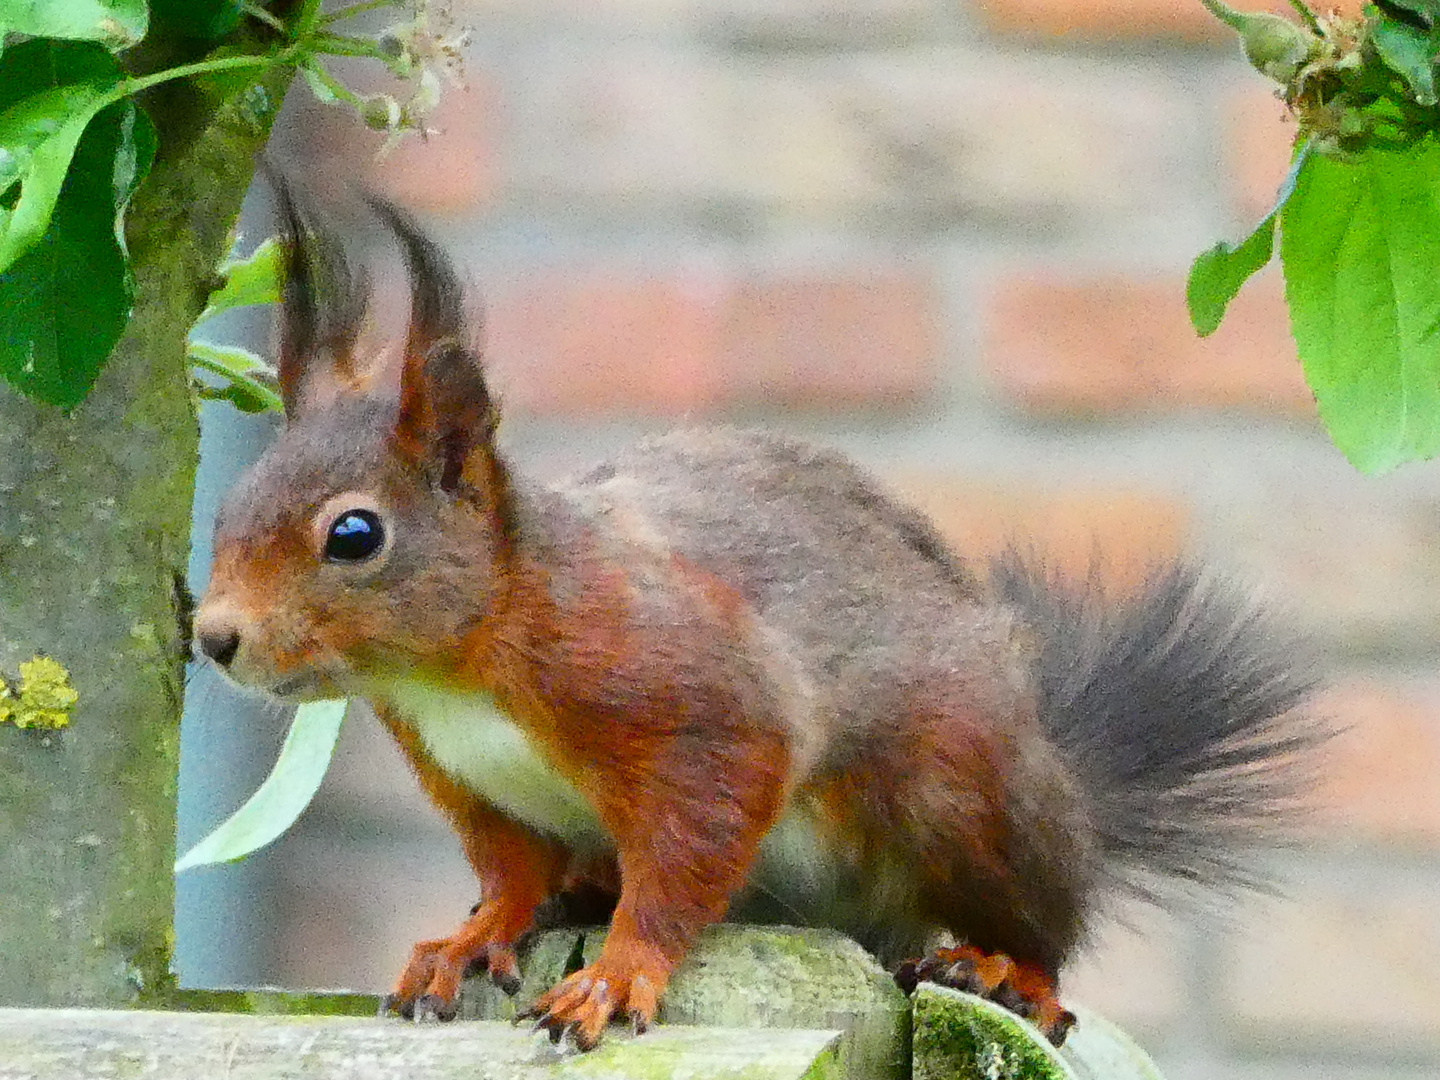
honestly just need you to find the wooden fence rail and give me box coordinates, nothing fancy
[0,926,1165,1080]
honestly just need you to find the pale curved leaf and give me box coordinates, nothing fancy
[175,699,348,872]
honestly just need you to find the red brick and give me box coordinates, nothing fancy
[493,49,1190,227]
[975,0,1360,43]
[885,473,1190,590]
[1225,85,1300,222]
[982,268,1313,414]
[485,272,728,416]
[1309,679,1440,845]
[482,267,940,416]
[369,77,500,212]
[272,69,500,213]
[719,273,939,410]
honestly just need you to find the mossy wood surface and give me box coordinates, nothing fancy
[462,925,911,1080]
[912,984,1165,1080]
[0,1008,843,1080]
[0,41,292,1004]
[0,930,1166,1079]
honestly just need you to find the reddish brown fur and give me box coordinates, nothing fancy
[197,198,1310,1053]
[373,704,569,1007]
[369,529,793,1042]
[198,211,1085,1044]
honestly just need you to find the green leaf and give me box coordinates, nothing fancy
[1281,138,1440,473]
[0,0,149,50]
[0,40,125,274]
[1187,142,1312,336]
[0,97,155,406]
[1376,0,1440,29]
[1188,218,1275,337]
[188,340,277,379]
[196,236,282,323]
[175,700,349,872]
[189,341,283,413]
[1371,14,1440,106]
[148,0,244,41]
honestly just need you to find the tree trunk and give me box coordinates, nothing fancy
[0,47,293,1006]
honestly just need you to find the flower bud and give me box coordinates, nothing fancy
[1202,0,1317,84]
[360,93,403,132]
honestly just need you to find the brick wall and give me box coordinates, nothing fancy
[233,2,1440,1077]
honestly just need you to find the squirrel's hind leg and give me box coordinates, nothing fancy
[834,669,1092,1046]
[895,945,1076,1045]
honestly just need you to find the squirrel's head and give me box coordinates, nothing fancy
[194,184,513,700]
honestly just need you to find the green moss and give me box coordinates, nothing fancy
[160,987,380,1016]
[558,1026,845,1080]
[555,926,907,1080]
[911,986,1069,1080]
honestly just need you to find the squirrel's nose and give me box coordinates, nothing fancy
[198,627,241,668]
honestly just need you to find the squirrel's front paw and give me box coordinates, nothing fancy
[519,960,661,1051]
[381,934,523,1022]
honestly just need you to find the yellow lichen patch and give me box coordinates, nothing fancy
[0,656,79,730]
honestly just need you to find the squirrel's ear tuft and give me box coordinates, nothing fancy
[271,173,369,418]
[370,195,506,506]
[364,193,468,356]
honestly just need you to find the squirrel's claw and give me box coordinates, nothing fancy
[412,993,459,1023]
[377,993,408,1020]
[896,945,1077,1046]
[519,965,657,1052]
[383,927,524,1022]
[490,965,523,996]
[475,945,522,995]
[521,973,607,1050]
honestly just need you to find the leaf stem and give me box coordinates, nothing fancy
[311,30,402,66]
[117,49,300,102]
[293,0,329,40]
[302,61,365,107]
[239,2,287,32]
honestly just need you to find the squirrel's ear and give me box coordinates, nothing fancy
[370,195,505,503]
[272,174,369,418]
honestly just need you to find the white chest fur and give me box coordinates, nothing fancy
[386,681,609,848]
[383,683,856,927]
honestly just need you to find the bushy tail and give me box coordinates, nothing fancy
[992,554,1324,899]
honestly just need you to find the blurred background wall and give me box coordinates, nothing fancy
[177,2,1440,1078]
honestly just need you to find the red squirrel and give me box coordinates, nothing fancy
[194,186,1320,1050]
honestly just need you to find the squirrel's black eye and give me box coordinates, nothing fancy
[324,509,385,562]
